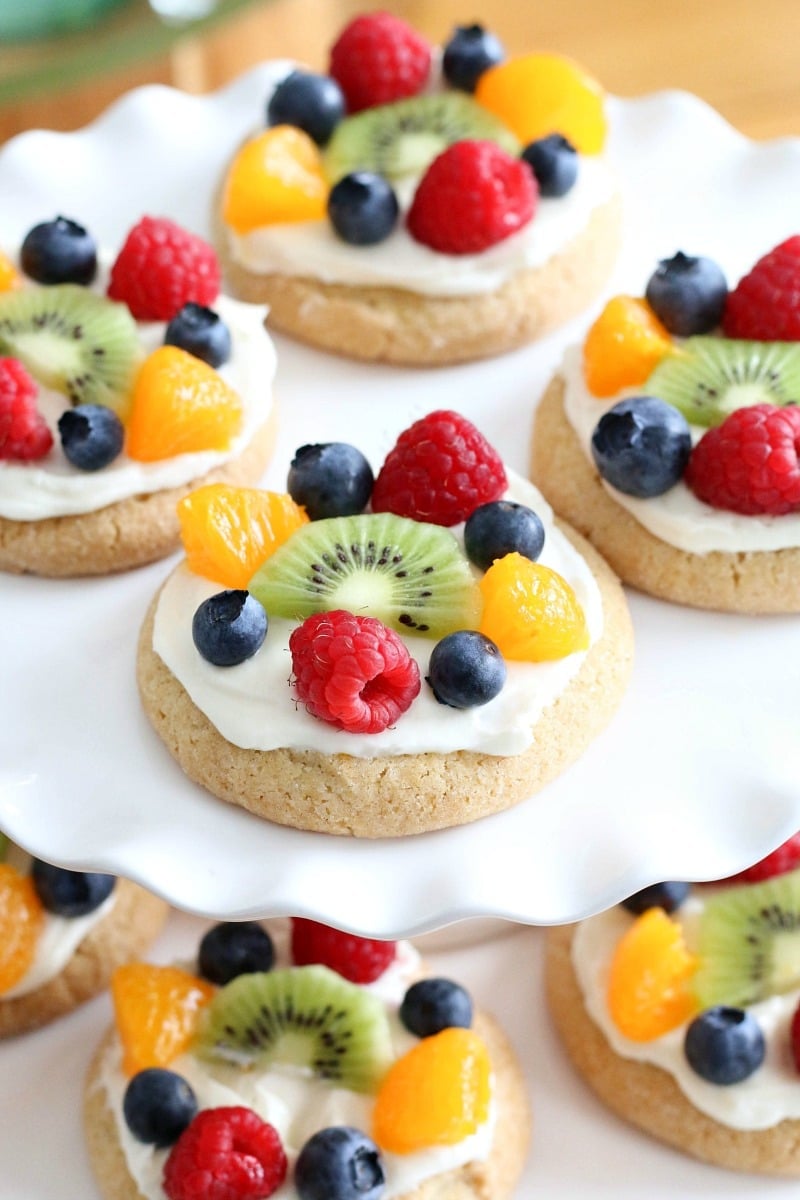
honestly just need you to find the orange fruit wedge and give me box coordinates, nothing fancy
[479,552,590,662]
[583,296,674,397]
[608,908,699,1041]
[0,251,19,293]
[0,864,45,995]
[222,126,329,234]
[476,53,607,154]
[111,962,215,1076]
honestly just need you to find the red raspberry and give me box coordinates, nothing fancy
[684,403,800,516]
[291,918,396,983]
[407,140,537,255]
[719,832,800,885]
[329,11,432,113]
[371,409,507,526]
[289,609,420,734]
[0,357,52,461]
[723,237,800,340]
[163,1107,286,1200]
[108,216,220,321]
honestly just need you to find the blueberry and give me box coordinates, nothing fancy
[164,303,231,368]
[621,881,690,915]
[58,404,124,471]
[426,630,506,708]
[31,860,115,916]
[464,500,545,571]
[684,1007,765,1085]
[400,977,473,1037]
[295,1127,385,1200]
[645,252,728,336]
[198,921,275,985]
[20,216,97,285]
[442,24,505,92]
[591,396,692,498]
[521,134,579,198]
[267,70,345,146]
[192,590,268,667]
[288,442,374,519]
[327,173,399,246]
[123,1068,197,1147]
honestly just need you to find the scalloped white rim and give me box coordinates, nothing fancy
[2,75,800,932]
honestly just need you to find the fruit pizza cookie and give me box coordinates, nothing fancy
[0,215,277,576]
[0,835,166,1037]
[531,240,800,612]
[545,832,800,1173]
[217,13,621,365]
[136,409,633,837]
[85,917,530,1200]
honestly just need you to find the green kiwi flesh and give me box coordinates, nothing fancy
[196,965,393,1093]
[693,871,800,1007]
[323,92,520,183]
[644,336,800,427]
[0,284,142,418]
[249,512,481,639]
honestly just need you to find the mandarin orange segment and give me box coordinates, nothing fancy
[475,53,607,154]
[373,1027,491,1154]
[126,346,243,462]
[608,908,699,1041]
[0,864,45,995]
[178,483,309,587]
[479,552,589,662]
[222,126,329,234]
[0,251,19,293]
[583,296,674,397]
[111,962,215,1076]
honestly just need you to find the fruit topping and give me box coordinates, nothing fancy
[126,346,243,462]
[475,53,607,154]
[0,251,19,293]
[197,964,393,1093]
[399,978,473,1038]
[0,356,52,461]
[249,512,482,639]
[165,303,232,369]
[407,139,537,255]
[0,863,45,995]
[108,216,220,321]
[327,172,399,245]
[684,1007,765,1085]
[323,92,519,185]
[371,409,507,526]
[328,12,432,113]
[521,133,578,198]
[267,69,345,147]
[295,1127,385,1200]
[719,831,800,885]
[607,908,698,1042]
[111,962,215,1076]
[123,1068,198,1147]
[287,442,374,520]
[289,609,421,733]
[192,590,268,667]
[621,881,690,916]
[31,861,115,916]
[222,127,329,234]
[58,404,124,471]
[0,284,141,417]
[198,921,275,985]
[591,396,692,498]
[290,919,396,984]
[373,1027,491,1154]
[21,216,97,286]
[163,1107,287,1200]
[582,296,673,398]
[442,23,505,93]
[463,499,545,571]
[685,403,800,515]
[178,484,309,590]
[426,630,506,708]
[724,236,800,341]
[645,252,728,336]
[479,553,589,662]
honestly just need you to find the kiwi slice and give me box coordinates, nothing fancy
[196,965,393,1093]
[0,284,142,417]
[644,336,800,427]
[693,871,800,1007]
[323,92,520,184]
[248,512,481,639]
